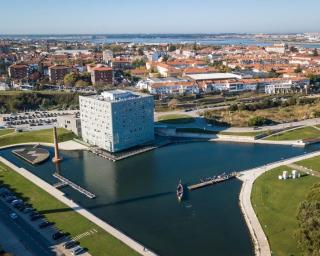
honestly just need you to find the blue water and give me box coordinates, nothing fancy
[1,142,320,255]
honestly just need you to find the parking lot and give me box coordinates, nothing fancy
[0,110,79,130]
[0,185,89,256]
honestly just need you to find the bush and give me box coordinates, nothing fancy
[248,116,273,127]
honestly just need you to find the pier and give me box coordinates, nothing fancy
[188,172,238,191]
[53,173,96,199]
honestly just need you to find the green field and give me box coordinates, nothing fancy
[296,156,320,173]
[0,129,14,137]
[157,114,195,124]
[219,131,263,137]
[0,162,138,256]
[0,128,75,147]
[251,166,319,256]
[265,126,320,141]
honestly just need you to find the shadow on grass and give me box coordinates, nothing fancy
[38,191,174,215]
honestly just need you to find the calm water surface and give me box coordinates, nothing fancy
[1,142,319,256]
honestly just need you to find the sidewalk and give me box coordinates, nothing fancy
[0,156,157,256]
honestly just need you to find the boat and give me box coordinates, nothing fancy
[177,180,184,201]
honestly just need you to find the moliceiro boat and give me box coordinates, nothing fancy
[177,180,184,201]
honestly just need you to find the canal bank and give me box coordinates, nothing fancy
[0,155,156,256]
[237,150,320,256]
[1,142,320,255]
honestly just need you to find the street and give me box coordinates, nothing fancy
[0,199,55,256]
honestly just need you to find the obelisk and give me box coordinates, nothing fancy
[52,126,63,163]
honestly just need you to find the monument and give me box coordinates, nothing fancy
[52,126,63,163]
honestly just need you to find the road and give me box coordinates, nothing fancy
[0,200,55,256]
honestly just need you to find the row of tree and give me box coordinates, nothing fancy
[296,183,320,256]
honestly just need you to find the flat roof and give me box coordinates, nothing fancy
[83,90,151,102]
[187,73,242,81]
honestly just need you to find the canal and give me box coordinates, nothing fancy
[1,141,319,256]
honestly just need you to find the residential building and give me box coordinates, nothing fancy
[48,65,70,82]
[103,50,113,63]
[8,64,28,79]
[80,90,154,152]
[91,66,113,85]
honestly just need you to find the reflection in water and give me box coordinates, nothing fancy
[1,142,320,256]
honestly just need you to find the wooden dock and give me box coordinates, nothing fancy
[188,172,238,191]
[53,173,96,199]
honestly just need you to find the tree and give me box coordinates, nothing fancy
[294,65,303,73]
[138,48,144,56]
[312,48,319,57]
[63,73,78,87]
[248,116,272,126]
[168,45,177,52]
[75,80,89,87]
[296,183,320,256]
[290,46,299,53]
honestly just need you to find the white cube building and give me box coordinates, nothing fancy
[80,90,154,152]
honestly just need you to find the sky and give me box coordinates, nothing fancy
[1,0,320,34]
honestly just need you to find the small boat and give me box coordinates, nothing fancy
[177,180,184,201]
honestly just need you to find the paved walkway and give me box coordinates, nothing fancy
[238,150,320,256]
[0,157,156,256]
[287,163,320,178]
[0,140,88,151]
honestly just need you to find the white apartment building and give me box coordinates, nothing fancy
[103,50,113,63]
[79,90,154,153]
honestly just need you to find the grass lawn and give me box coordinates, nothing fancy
[296,156,320,173]
[0,129,14,137]
[219,131,263,137]
[265,126,320,141]
[0,128,75,147]
[251,166,319,256]
[157,114,195,124]
[0,162,139,256]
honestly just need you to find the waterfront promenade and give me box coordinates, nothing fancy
[0,156,157,256]
[238,150,320,256]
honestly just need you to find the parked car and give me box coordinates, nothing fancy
[64,240,78,249]
[72,246,85,256]
[39,221,54,229]
[10,212,18,220]
[22,207,33,213]
[52,231,66,240]
[30,214,43,221]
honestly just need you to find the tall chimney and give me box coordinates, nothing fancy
[52,126,63,163]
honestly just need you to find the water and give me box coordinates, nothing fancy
[2,34,320,48]
[1,142,319,256]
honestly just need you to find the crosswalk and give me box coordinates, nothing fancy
[72,229,98,241]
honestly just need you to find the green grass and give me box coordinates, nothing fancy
[219,131,263,137]
[157,114,195,124]
[0,162,139,256]
[251,166,319,256]
[296,156,320,173]
[0,129,14,137]
[265,126,320,141]
[0,128,75,147]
